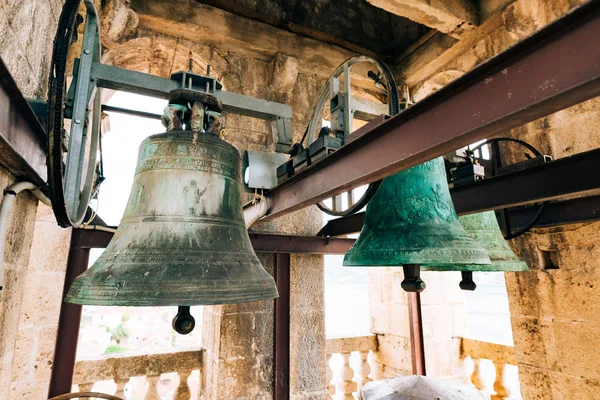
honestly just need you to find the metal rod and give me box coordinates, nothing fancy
[48,233,90,398]
[91,62,292,120]
[101,104,162,120]
[263,1,600,220]
[407,292,426,376]
[274,253,290,400]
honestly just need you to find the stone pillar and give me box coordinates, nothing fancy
[4,204,72,399]
[200,253,276,400]
[0,170,39,400]
[289,253,327,400]
[368,268,467,379]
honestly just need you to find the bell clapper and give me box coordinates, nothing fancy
[173,306,196,335]
[459,271,477,291]
[401,264,426,292]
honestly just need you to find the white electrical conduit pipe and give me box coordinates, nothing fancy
[243,194,270,229]
[0,182,51,291]
[81,225,117,233]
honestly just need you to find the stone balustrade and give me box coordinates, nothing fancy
[72,349,204,400]
[460,338,522,400]
[326,335,378,400]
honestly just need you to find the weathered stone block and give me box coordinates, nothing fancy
[290,254,324,311]
[548,370,600,399]
[424,336,462,378]
[553,320,600,381]
[517,364,553,400]
[510,316,556,370]
[373,334,412,374]
[290,309,326,393]
[420,271,465,305]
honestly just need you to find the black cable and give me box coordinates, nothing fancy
[469,137,542,157]
[468,137,546,240]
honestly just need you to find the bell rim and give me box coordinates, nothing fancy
[64,284,279,306]
[420,260,529,271]
[343,247,491,267]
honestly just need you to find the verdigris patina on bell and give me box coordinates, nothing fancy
[423,211,529,272]
[65,130,278,306]
[344,157,490,268]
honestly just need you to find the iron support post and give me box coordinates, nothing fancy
[408,292,426,376]
[274,253,291,400]
[48,232,91,398]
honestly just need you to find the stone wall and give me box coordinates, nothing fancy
[4,204,72,399]
[0,0,71,399]
[503,97,600,399]
[393,0,599,398]
[0,167,40,400]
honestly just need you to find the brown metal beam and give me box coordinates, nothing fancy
[318,194,600,238]
[274,253,291,400]
[48,234,90,398]
[264,1,600,220]
[249,233,355,254]
[72,228,356,254]
[452,148,600,215]
[318,148,600,237]
[508,195,600,229]
[0,58,47,185]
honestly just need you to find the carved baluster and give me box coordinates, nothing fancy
[462,355,476,386]
[114,377,130,399]
[367,351,383,381]
[336,352,357,400]
[358,350,371,388]
[145,375,161,400]
[78,382,95,393]
[198,365,206,398]
[327,353,335,396]
[501,364,523,400]
[493,363,508,400]
[473,359,497,400]
[174,370,192,400]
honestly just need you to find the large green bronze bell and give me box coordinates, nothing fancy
[65,130,278,332]
[423,211,528,290]
[343,157,490,292]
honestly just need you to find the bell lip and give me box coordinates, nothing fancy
[343,249,491,267]
[64,286,279,306]
[421,260,529,272]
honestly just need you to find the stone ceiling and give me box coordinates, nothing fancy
[194,0,431,58]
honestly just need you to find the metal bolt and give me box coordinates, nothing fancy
[84,49,90,55]
[75,119,81,124]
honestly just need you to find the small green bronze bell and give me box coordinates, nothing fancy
[423,211,528,291]
[343,157,490,292]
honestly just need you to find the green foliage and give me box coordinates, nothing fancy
[108,323,129,344]
[104,345,129,354]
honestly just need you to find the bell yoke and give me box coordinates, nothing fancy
[65,71,278,334]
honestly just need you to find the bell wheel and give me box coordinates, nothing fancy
[305,56,400,217]
[47,0,102,227]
